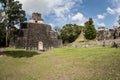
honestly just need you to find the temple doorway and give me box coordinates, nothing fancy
[38,41,43,51]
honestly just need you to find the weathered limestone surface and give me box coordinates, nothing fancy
[67,39,120,48]
[97,27,120,40]
[14,23,62,50]
[10,13,62,50]
[29,13,43,23]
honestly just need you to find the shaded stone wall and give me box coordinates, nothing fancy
[14,23,62,50]
[97,27,120,40]
[97,30,113,40]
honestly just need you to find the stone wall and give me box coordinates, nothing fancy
[13,23,62,50]
[97,27,120,40]
[67,39,120,48]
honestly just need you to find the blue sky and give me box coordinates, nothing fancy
[15,0,120,29]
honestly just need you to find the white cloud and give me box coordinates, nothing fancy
[72,12,87,26]
[107,7,120,15]
[17,0,62,15]
[116,8,120,14]
[15,0,46,14]
[97,14,105,19]
[110,0,120,7]
[107,0,120,14]
[54,1,75,17]
[97,23,106,27]
[15,0,86,27]
[107,7,115,14]
[113,16,119,26]
[15,0,77,17]
[108,0,120,26]
[49,23,55,29]
[106,6,120,26]
[72,13,84,21]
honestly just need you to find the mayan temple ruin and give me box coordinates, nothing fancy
[9,13,120,50]
[10,13,62,50]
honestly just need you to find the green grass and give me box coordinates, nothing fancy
[0,47,120,80]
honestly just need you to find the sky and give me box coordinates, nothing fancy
[14,0,120,29]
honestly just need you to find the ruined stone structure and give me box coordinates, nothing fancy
[97,26,120,40]
[67,39,120,48]
[11,13,62,50]
[29,13,43,24]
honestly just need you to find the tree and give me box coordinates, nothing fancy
[118,15,120,25]
[60,24,82,43]
[84,18,96,40]
[53,26,61,39]
[0,10,6,47]
[0,0,26,46]
[0,23,6,47]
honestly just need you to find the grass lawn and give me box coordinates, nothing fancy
[0,47,120,80]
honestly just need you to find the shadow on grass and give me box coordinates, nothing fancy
[4,50,39,58]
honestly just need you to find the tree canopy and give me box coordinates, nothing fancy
[53,26,61,39]
[84,18,96,40]
[0,0,26,26]
[60,24,82,43]
[0,0,26,47]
